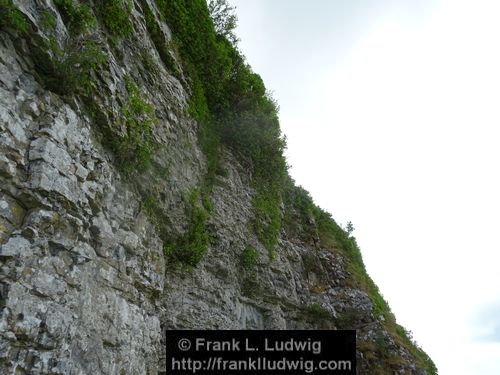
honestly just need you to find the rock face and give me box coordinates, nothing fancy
[0,1,433,374]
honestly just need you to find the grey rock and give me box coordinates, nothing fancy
[0,154,17,178]
[29,138,73,176]
[0,236,31,257]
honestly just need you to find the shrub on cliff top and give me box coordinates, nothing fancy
[208,0,239,45]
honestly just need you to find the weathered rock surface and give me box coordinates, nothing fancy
[0,1,430,374]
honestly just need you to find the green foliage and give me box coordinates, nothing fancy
[283,181,319,241]
[155,0,287,257]
[253,187,281,258]
[286,190,437,372]
[143,195,171,235]
[208,0,238,45]
[164,189,211,267]
[114,76,157,171]
[176,203,209,266]
[87,76,157,172]
[218,75,286,257]
[40,10,57,31]
[219,95,287,183]
[38,37,107,96]
[155,0,227,114]
[215,163,229,177]
[240,276,259,297]
[142,192,211,269]
[28,2,104,98]
[140,0,180,77]
[303,253,321,274]
[96,0,134,38]
[312,206,393,317]
[240,245,259,271]
[314,209,365,273]
[198,116,220,197]
[154,0,286,169]
[54,0,96,34]
[0,0,29,33]
[345,221,354,236]
[395,326,439,375]
[374,333,388,352]
[284,183,314,221]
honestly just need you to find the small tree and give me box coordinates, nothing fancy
[208,0,239,45]
[346,221,355,237]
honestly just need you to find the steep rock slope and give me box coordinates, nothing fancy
[0,1,436,374]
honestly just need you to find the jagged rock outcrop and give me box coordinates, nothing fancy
[0,1,434,374]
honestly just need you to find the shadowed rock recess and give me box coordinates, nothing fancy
[0,1,437,374]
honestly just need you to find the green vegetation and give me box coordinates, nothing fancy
[283,182,318,241]
[142,195,171,238]
[140,0,180,77]
[164,189,211,268]
[240,276,259,297]
[40,10,57,31]
[240,245,259,271]
[81,76,158,173]
[113,76,158,171]
[54,0,96,34]
[215,163,229,177]
[375,332,388,352]
[176,202,209,266]
[361,328,437,375]
[31,2,105,97]
[155,0,286,259]
[395,326,439,375]
[284,183,437,374]
[140,47,161,76]
[302,252,322,274]
[37,4,148,173]
[5,2,435,370]
[253,188,281,258]
[143,189,211,269]
[35,37,107,96]
[0,0,29,33]
[96,0,134,38]
[208,0,238,45]
[59,39,106,95]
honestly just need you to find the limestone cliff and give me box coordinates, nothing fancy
[0,1,436,374]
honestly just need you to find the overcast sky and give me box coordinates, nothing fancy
[229,0,500,374]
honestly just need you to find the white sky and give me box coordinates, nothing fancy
[229,1,500,374]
